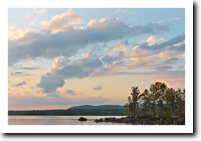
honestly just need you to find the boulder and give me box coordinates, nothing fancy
[105,117,116,122]
[95,118,103,122]
[78,117,87,121]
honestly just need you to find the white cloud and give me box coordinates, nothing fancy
[173,40,185,46]
[40,10,84,33]
[8,27,32,41]
[8,17,170,65]
[29,19,38,27]
[146,35,165,43]
[33,8,48,15]
[111,9,127,17]
[156,17,180,24]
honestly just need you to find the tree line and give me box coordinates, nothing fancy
[124,82,185,119]
[8,109,125,116]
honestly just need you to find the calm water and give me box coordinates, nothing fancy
[8,116,127,125]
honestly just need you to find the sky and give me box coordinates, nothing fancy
[8,8,185,110]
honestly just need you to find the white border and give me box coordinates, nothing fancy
[1,0,193,133]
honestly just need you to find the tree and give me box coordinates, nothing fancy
[124,96,133,117]
[143,82,167,118]
[164,88,177,116]
[141,89,150,116]
[130,86,143,117]
[176,88,185,117]
[148,82,167,118]
[157,99,164,117]
[156,83,167,117]
[124,103,129,117]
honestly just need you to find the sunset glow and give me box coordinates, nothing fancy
[8,8,185,110]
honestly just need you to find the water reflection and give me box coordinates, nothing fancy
[8,116,128,125]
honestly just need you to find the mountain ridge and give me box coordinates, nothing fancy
[68,105,125,110]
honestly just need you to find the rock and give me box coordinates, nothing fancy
[125,118,138,123]
[95,118,103,122]
[94,119,99,122]
[135,120,142,125]
[106,117,116,122]
[115,119,122,123]
[160,119,165,125]
[118,119,126,123]
[78,117,87,121]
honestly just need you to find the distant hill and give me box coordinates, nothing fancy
[68,105,125,110]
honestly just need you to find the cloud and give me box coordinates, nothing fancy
[102,51,125,65]
[37,73,65,96]
[66,89,76,95]
[178,66,184,69]
[8,15,170,65]
[52,57,71,69]
[33,8,48,15]
[29,19,38,27]
[36,32,185,96]
[128,34,185,62]
[154,66,172,71]
[173,40,185,47]
[11,72,29,76]
[93,85,102,91]
[11,72,23,75]
[156,17,180,24]
[111,9,127,17]
[140,34,185,51]
[163,57,180,64]
[11,81,27,87]
[39,10,84,33]
[111,9,136,17]
[8,27,32,41]
[37,53,103,96]
[110,43,129,54]
[156,78,185,90]
[16,67,39,70]
[146,35,164,43]
[179,53,185,58]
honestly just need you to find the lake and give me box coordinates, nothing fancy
[8,116,128,125]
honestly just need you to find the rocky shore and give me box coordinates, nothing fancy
[94,117,185,125]
[78,117,185,125]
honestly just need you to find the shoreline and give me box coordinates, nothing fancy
[80,116,185,125]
